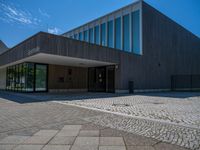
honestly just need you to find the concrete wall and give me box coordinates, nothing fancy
[48,64,88,92]
[0,68,6,90]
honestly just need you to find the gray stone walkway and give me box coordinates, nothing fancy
[0,124,188,150]
[0,91,194,150]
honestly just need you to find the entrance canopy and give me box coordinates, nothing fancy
[0,53,116,69]
[0,32,122,69]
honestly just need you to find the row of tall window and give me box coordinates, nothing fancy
[6,63,47,92]
[69,10,141,55]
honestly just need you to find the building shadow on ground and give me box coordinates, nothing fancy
[0,90,199,104]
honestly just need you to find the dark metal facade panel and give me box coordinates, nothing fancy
[116,1,200,90]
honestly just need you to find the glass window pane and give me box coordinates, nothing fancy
[123,14,130,52]
[26,63,34,92]
[78,32,83,41]
[132,10,141,54]
[15,65,19,91]
[107,20,114,48]
[21,63,26,91]
[115,17,122,50]
[74,34,78,40]
[101,23,106,46]
[35,64,47,92]
[83,30,89,42]
[89,28,94,43]
[94,25,100,45]
[10,66,15,91]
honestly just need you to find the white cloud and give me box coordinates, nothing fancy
[38,8,50,18]
[0,2,40,25]
[48,27,60,34]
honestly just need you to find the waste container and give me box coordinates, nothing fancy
[129,81,134,93]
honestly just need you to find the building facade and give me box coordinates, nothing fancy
[0,1,200,93]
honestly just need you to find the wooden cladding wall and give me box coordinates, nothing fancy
[48,64,88,90]
[0,34,40,66]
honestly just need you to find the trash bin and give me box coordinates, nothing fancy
[129,81,134,93]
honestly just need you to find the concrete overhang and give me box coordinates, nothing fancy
[0,53,116,69]
[0,32,123,68]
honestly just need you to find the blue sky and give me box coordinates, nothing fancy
[0,0,200,48]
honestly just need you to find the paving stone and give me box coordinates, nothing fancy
[127,146,155,150]
[0,145,16,150]
[23,136,53,144]
[70,145,98,150]
[81,123,106,130]
[100,128,129,137]
[34,130,59,136]
[42,145,70,150]
[154,142,188,150]
[74,137,99,146]
[0,136,30,144]
[100,137,125,146]
[49,136,75,145]
[124,135,158,146]
[99,146,126,150]
[13,145,44,150]
[79,130,99,137]
[62,125,82,130]
[56,129,79,137]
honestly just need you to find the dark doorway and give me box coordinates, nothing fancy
[107,66,115,93]
[88,66,115,93]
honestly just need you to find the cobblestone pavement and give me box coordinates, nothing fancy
[55,92,200,150]
[0,91,198,150]
[64,92,200,129]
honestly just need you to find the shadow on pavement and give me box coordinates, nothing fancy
[0,90,199,104]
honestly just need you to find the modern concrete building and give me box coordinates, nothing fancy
[0,1,200,93]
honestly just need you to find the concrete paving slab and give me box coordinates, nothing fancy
[154,142,188,150]
[42,145,70,150]
[34,130,59,136]
[99,146,126,150]
[127,146,155,150]
[74,137,99,146]
[0,145,16,150]
[62,125,82,130]
[49,136,75,145]
[100,137,125,146]
[23,136,53,144]
[13,145,44,150]
[124,135,158,146]
[0,136,30,144]
[70,145,98,150]
[56,130,79,137]
[78,130,99,137]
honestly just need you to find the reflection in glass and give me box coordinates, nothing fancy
[83,30,89,42]
[101,23,106,46]
[115,17,122,50]
[107,20,114,48]
[132,10,141,54]
[94,25,100,45]
[78,32,83,41]
[123,14,130,52]
[6,63,47,92]
[89,28,94,43]
[35,64,47,92]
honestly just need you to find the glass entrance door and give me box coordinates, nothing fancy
[95,67,106,92]
[88,66,115,93]
[35,64,47,92]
